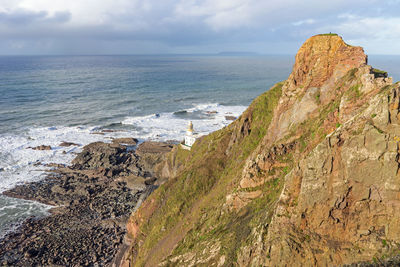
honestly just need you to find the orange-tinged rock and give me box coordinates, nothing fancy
[121,34,400,267]
[286,34,367,91]
[225,190,263,211]
[265,34,369,141]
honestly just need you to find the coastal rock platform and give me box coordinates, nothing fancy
[0,140,173,266]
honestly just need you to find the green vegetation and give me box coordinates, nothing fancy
[372,68,388,77]
[347,84,362,100]
[347,68,358,80]
[318,33,338,36]
[304,234,311,242]
[284,95,341,155]
[382,85,391,91]
[371,123,385,134]
[373,68,387,75]
[133,82,284,266]
[132,66,384,266]
[315,90,321,104]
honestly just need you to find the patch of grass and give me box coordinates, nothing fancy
[315,90,321,104]
[304,234,311,242]
[348,69,358,79]
[132,64,382,266]
[238,82,284,158]
[299,136,307,152]
[282,166,290,175]
[169,151,287,265]
[371,123,385,134]
[348,84,362,99]
[336,122,342,128]
[381,84,391,92]
[372,68,388,78]
[318,33,338,36]
[371,113,377,118]
[284,95,342,155]
[132,82,284,266]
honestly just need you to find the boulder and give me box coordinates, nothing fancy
[29,145,52,151]
[59,142,80,147]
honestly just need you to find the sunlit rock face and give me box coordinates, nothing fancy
[122,35,400,267]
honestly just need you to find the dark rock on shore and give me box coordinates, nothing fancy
[136,141,173,154]
[112,138,138,145]
[71,142,141,176]
[225,115,237,121]
[28,145,52,150]
[0,140,173,266]
[59,142,80,147]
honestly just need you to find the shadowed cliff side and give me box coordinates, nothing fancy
[121,34,399,266]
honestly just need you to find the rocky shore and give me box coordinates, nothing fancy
[0,138,173,266]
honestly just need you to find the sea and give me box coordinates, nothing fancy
[0,54,399,237]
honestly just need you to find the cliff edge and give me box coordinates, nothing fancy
[121,34,399,266]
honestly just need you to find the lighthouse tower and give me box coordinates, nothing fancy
[182,121,197,150]
[187,121,194,136]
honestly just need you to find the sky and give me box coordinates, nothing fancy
[0,0,400,55]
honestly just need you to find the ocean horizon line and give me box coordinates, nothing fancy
[0,53,294,57]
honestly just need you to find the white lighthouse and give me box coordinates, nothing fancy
[181,121,197,150]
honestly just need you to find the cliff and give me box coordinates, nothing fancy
[122,34,399,266]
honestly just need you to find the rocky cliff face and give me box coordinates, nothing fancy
[122,34,400,266]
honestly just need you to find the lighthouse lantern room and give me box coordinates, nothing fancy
[181,121,197,150]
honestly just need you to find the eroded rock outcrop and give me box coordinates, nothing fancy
[236,35,398,266]
[243,83,400,267]
[122,34,400,266]
[287,34,367,90]
[269,34,367,141]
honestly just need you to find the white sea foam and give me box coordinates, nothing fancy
[122,103,246,141]
[0,103,246,194]
[0,126,110,193]
[0,102,246,236]
[0,102,247,236]
[0,126,123,235]
[0,195,51,238]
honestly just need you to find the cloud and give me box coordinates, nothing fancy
[292,19,315,26]
[312,14,400,54]
[332,15,400,40]
[0,9,70,25]
[0,0,399,54]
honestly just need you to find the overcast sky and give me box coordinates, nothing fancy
[0,0,400,55]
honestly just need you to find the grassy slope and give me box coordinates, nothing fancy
[132,82,283,266]
[131,66,386,265]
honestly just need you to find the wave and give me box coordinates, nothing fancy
[0,195,51,238]
[122,103,246,141]
[0,102,246,235]
[0,103,246,193]
[0,126,113,193]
